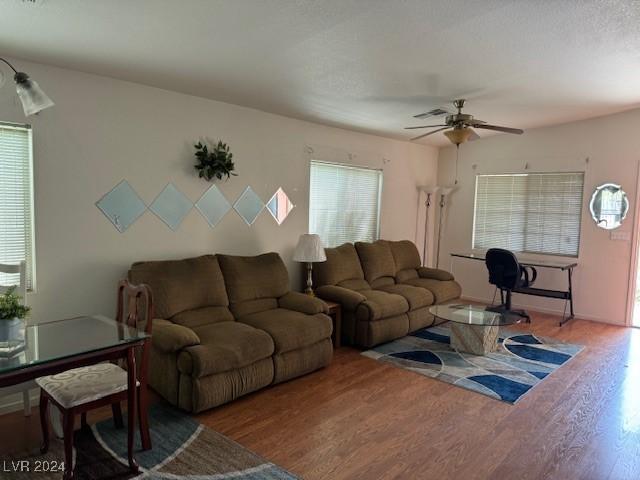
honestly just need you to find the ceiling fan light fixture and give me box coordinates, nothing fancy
[444,127,473,146]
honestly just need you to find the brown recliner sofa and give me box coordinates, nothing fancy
[313,239,461,348]
[129,253,332,413]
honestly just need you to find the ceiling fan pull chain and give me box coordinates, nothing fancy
[455,145,460,185]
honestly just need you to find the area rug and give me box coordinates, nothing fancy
[362,323,583,404]
[9,403,297,479]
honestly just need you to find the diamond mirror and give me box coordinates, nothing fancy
[96,180,147,233]
[149,183,193,231]
[266,187,295,225]
[234,186,264,225]
[195,185,232,228]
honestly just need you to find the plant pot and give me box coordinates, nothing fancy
[0,318,25,344]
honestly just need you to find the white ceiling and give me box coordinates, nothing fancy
[1,0,640,146]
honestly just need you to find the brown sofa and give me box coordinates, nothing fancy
[313,240,461,348]
[129,253,333,413]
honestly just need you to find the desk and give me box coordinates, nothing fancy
[0,315,148,479]
[450,252,577,326]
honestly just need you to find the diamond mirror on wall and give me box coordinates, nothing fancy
[195,185,232,228]
[96,180,147,233]
[266,187,295,225]
[233,186,264,225]
[149,183,193,231]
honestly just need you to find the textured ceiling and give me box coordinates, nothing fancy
[1,0,639,145]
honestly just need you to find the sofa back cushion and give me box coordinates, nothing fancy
[388,240,422,281]
[218,253,289,314]
[313,243,366,287]
[129,255,229,320]
[355,241,397,286]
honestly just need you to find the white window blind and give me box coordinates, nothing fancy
[473,172,584,257]
[309,160,382,247]
[0,123,35,289]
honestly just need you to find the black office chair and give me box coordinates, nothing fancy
[485,248,537,323]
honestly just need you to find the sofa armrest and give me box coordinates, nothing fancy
[279,291,328,314]
[315,285,366,311]
[152,318,200,353]
[417,267,454,281]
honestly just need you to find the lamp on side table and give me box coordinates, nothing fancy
[293,233,326,295]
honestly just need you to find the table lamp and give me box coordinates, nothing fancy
[293,233,326,295]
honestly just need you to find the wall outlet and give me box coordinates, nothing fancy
[610,230,631,241]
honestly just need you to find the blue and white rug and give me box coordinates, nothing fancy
[362,323,583,404]
[11,403,297,479]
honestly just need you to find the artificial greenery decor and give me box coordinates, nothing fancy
[0,286,30,320]
[194,140,238,181]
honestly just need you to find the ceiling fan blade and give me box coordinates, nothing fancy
[473,124,523,134]
[414,108,450,119]
[410,126,449,141]
[468,128,480,141]
[404,124,447,130]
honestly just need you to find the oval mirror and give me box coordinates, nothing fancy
[589,183,629,230]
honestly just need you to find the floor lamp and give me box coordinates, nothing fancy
[418,186,440,266]
[435,186,457,268]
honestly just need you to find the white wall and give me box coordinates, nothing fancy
[0,58,438,324]
[437,108,640,325]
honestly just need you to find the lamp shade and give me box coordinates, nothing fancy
[293,234,326,262]
[15,74,54,116]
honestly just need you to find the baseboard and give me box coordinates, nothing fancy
[459,295,622,326]
[0,388,39,416]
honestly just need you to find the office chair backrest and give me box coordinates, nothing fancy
[485,248,521,290]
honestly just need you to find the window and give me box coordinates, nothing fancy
[309,160,382,247]
[473,172,584,257]
[0,123,35,289]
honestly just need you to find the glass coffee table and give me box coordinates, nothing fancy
[429,304,525,355]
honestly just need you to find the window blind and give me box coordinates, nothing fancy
[0,123,35,289]
[309,160,382,248]
[473,172,584,257]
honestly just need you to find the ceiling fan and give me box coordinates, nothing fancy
[406,99,523,144]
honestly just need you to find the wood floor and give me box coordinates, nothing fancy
[3,312,640,479]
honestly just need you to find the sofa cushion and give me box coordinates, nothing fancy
[313,243,365,286]
[403,278,462,303]
[375,284,434,309]
[355,241,396,284]
[218,253,289,304]
[356,290,409,321]
[177,322,274,378]
[129,255,228,319]
[170,306,235,329]
[238,308,333,354]
[387,240,422,271]
[336,278,371,291]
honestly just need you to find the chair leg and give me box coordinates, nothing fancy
[22,390,31,416]
[138,386,151,450]
[112,402,124,429]
[39,390,50,454]
[62,411,75,480]
[80,412,88,430]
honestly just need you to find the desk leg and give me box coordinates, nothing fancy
[559,267,576,327]
[126,348,139,474]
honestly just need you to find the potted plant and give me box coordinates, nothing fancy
[193,140,238,181]
[0,286,30,344]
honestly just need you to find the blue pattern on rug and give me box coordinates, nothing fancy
[504,343,571,365]
[389,350,442,365]
[467,375,531,403]
[362,323,583,404]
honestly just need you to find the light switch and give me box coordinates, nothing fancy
[610,230,631,241]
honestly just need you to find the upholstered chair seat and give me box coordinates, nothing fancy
[36,363,139,409]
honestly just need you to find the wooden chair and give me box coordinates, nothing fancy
[0,261,33,416]
[37,280,153,479]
